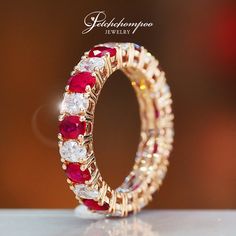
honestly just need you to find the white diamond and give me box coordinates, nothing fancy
[119,43,130,50]
[157,169,166,180]
[111,210,122,217]
[166,128,174,138]
[60,93,89,115]
[76,58,105,72]
[140,199,147,208]
[144,53,152,63]
[103,42,117,48]
[74,184,98,199]
[60,140,87,162]
[161,84,170,94]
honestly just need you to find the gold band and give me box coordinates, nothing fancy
[58,42,174,217]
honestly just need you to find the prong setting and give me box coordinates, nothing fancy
[58,42,174,217]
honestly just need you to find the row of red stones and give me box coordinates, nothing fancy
[59,46,116,211]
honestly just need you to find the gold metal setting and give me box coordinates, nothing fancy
[58,42,174,217]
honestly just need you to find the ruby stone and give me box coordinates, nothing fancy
[59,116,86,139]
[153,143,158,153]
[153,100,159,118]
[83,199,109,211]
[88,46,116,58]
[65,163,91,183]
[68,72,96,93]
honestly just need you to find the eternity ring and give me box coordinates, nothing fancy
[58,42,174,217]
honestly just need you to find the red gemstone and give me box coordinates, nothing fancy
[153,143,158,153]
[153,100,159,118]
[68,72,96,93]
[65,163,91,183]
[88,46,116,58]
[59,116,86,139]
[83,199,109,211]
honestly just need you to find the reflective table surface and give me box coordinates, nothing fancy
[0,209,235,236]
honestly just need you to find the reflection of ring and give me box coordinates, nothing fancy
[84,216,155,236]
[58,43,174,217]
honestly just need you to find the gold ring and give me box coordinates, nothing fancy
[58,42,174,217]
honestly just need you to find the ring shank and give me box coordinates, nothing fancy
[59,43,174,217]
[113,62,173,210]
[93,46,173,215]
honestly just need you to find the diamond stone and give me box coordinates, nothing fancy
[161,84,170,94]
[74,184,99,199]
[60,140,87,162]
[119,43,130,51]
[111,210,122,217]
[144,53,152,64]
[103,42,117,48]
[60,93,89,115]
[157,169,166,180]
[76,58,105,72]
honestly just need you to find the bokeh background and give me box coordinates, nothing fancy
[0,0,235,209]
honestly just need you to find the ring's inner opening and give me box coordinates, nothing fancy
[93,70,140,190]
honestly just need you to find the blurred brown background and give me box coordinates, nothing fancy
[0,0,235,209]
